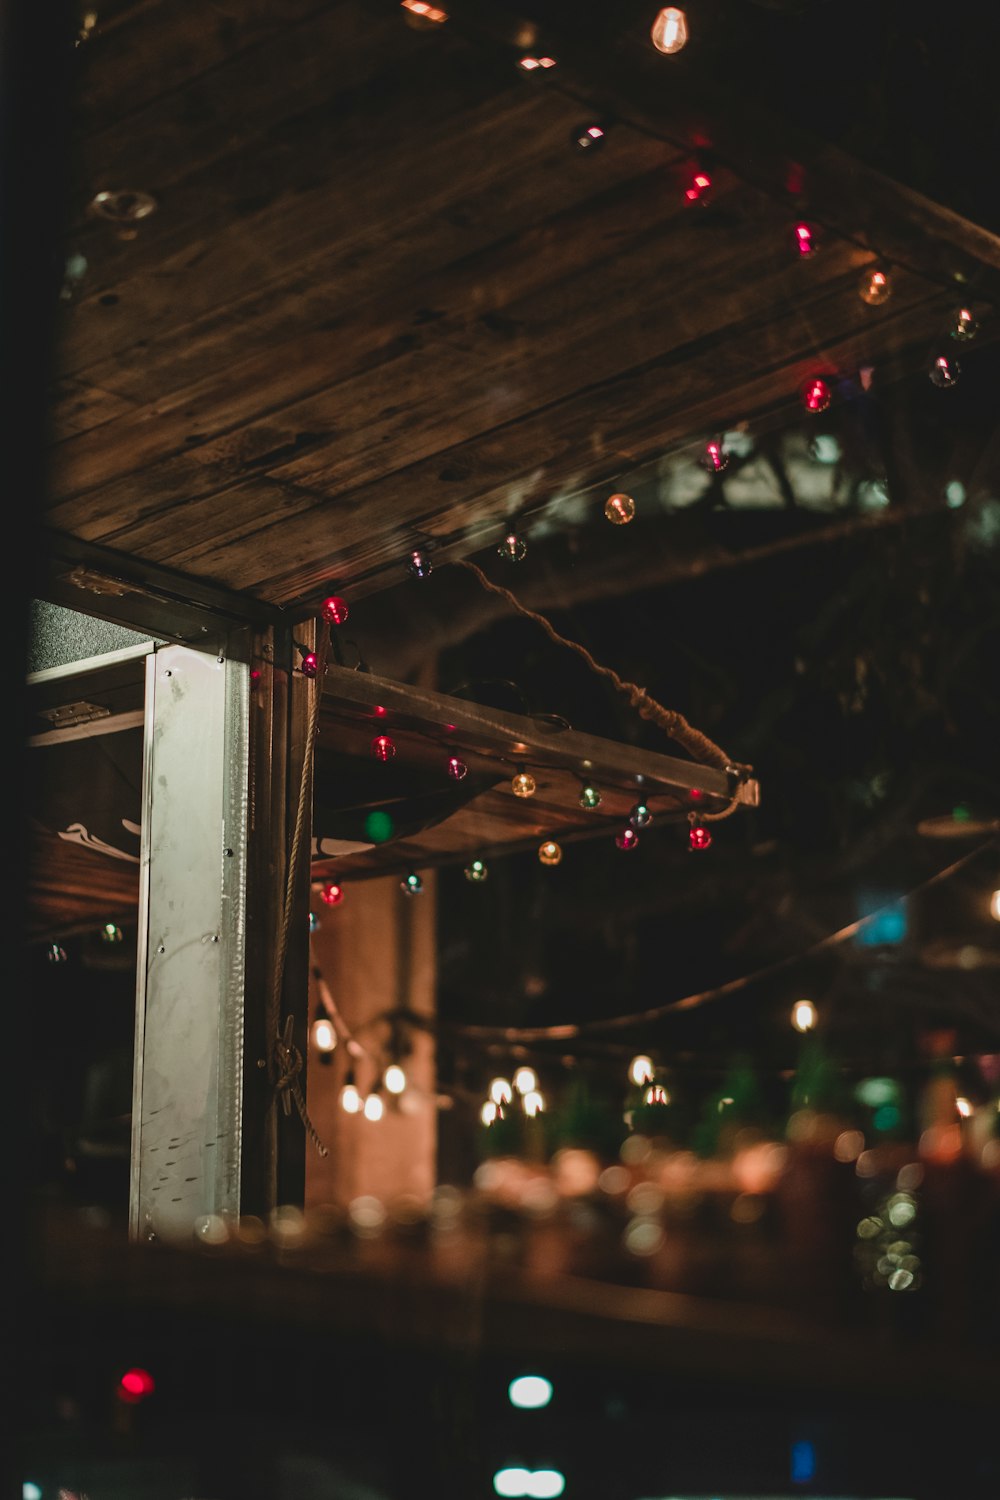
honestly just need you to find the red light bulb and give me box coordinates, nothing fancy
[685,171,712,204]
[447,755,468,780]
[615,827,639,851]
[300,651,319,679]
[793,222,816,258]
[118,1368,155,1404]
[929,354,960,388]
[688,822,712,851]
[700,438,729,474]
[320,882,344,907]
[801,377,831,414]
[321,595,349,625]
[689,786,703,801]
[372,734,396,761]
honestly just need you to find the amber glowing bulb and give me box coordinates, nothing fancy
[604,492,636,525]
[650,6,688,53]
[859,267,891,305]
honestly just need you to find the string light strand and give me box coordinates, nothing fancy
[430,837,997,1043]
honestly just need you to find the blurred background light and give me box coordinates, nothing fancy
[508,1374,553,1409]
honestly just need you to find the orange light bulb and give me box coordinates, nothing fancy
[650,6,688,53]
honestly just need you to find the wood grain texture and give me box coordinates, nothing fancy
[48,0,998,615]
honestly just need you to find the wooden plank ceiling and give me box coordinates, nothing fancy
[47,0,1000,617]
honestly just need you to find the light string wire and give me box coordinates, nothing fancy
[268,625,333,1159]
[419,835,999,1043]
[441,6,999,318]
[452,557,750,819]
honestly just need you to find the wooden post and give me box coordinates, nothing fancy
[305,871,438,1209]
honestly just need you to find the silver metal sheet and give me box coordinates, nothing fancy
[130,642,249,1244]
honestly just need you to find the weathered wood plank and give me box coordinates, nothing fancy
[64,120,679,410]
[51,129,680,473]
[168,277,954,602]
[59,41,527,377]
[47,262,950,598]
[73,0,330,138]
[51,171,859,511]
[48,378,141,436]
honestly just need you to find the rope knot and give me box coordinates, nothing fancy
[272,1015,303,1114]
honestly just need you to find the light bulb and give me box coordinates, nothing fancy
[688,821,712,851]
[490,1077,513,1105]
[929,353,960,388]
[956,1096,973,1118]
[791,999,817,1033]
[579,780,601,809]
[514,1066,537,1095]
[518,54,557,70]
[859,267,891,305]
[684,170,712,204]
[615,826,639,851]
[629,801,652,829]
[629,1054,654,1086]
[511,770,536,798]
[464,859,489,883]
[372,733,396,761]
[990,889,1000,922]
[481,1100,498,1125]
[700,438,729,474]
[341,1082,362,1114]
[447,755,468,780]
[951,306,978,341]
[650,6,688,53]
[508,1375,553,1409]
[47,943,68,963]
[407,549,433,579]
[604,492,635,524]
[538,839,563,866]
[793,221,817,258]
[101,922,123,944]
[300,651,319,679]
[801,377,832,414]
[401,0,448,21]
[572,122,606,152]
[498,529,527,562]
[311,1017,336,1053]
[320,595,349,625]
[364,1093,384,1122]
[320,881,344,907]
[644,1083,670,1105]
[384,1064,406,1095]
[523,1089,545,1117]
[401,872,423,895]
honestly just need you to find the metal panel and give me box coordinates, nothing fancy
[130,641,249,1243]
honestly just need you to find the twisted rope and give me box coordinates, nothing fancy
[454,559,752,818]
[267,626,331,1158]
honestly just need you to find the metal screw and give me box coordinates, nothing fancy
[225,848,234,858]
[163,669,172,678]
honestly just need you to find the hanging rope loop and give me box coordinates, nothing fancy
[454,558,754,809]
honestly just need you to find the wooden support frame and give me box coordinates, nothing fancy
[319,663,758,809]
